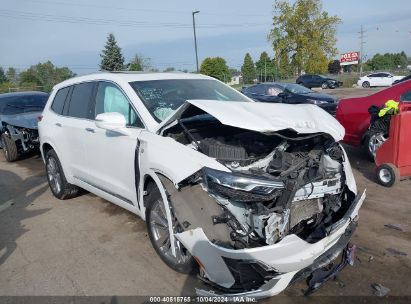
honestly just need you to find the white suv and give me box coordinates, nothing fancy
[39,72,365,298]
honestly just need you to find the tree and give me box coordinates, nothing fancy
[255,52,276,82]
[6,67,18,83]
[279,51,291,78]
[241,53,256,84]
[269,0,341,75]
[200,57,231,82]
[0,67,7,83]
[163,67,175,72]
[19,61,75,92]
[328,60,341,74]
[100,33,125,71]
[366,52,408,70]
[128,54,151,71]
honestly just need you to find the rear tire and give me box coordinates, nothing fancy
[45,149,79,199]
[1,133,18,162]
[145,183,196,274]
[362,81,370,88]
[376,163,399,187]
[321,82,329,89]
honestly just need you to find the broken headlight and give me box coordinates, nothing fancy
[203,167,284,202]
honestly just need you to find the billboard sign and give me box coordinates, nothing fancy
[340,52,360,66]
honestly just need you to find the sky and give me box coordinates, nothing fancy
[1,0,411,74]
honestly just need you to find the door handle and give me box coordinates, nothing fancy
[55,123,62,127]
[85,128,95,133]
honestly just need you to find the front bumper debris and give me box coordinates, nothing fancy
[176,190,366,298]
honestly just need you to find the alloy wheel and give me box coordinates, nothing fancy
[149,198,191,265]
[47,156,62,194]
[378,168,392,184]
[368,133,387,158]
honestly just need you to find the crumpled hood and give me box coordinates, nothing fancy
[0,112,41,129]
[303,92,337,103]
[157,100,345,141]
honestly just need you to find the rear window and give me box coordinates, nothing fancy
[67,82,95,119]
[51,87,70,115]
[0,94,48,115]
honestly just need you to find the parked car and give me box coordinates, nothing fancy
[296,74,342,89]
[357,72,405,88]
[39,72,364,298]
[241,82,338,115]
[0,91,49,162]
[336,79,411,159]
[393,74,411,85]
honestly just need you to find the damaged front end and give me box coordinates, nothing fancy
[158,107,365,297]
[0,123,40,155]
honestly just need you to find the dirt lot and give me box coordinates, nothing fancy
[0,88,410,300]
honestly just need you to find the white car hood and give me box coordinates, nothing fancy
[157,100,345,141]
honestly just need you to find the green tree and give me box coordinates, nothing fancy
[279,51,291,78]
[255,52,276,82]
[128,54,151,71]
[100,33,125,71]
[366,52,408,70]
[328,60,341,74]
[0,67,7,83]
[269,0,341,74]
[163,67,175,72]
[200,57,231,82]
[6,67,18,84]
[19,61,75,92]
[241,53,256,84]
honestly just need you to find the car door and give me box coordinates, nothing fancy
[59,81,97,180]
[247,85,266,101]
[380,73,393,86]
[81,81,145,207]
[366,73,378,86]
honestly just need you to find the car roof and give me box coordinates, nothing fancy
[0,91,48,99]
[53,72,214,90]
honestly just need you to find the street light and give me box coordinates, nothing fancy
[192,10,200,73]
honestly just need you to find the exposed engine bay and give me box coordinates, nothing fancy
[163,115,354,249]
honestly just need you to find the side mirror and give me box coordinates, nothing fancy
[95,112,130,135]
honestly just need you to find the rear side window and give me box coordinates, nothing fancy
[67,82,95,119]
[51,87,70,115]
[401,90,411,102]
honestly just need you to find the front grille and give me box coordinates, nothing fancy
[290,198,322,228]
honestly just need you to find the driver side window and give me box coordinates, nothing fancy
[401,90,411,102]
[95,82,144,128]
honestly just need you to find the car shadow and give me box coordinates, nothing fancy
[0,168,50,266]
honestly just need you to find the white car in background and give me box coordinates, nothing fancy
[39,72,365,298]
[357,72,404,88]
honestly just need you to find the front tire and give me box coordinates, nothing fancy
[376,163,399,187]
[362,81,370,88]
[1,133,18,162]
[45,149,79,199]
[145,184,195,274]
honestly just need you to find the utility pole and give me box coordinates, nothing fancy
[192,11,200,73]
[264,57,267,82]
[359,24,366,76]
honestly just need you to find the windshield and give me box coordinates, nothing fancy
[129,79,250,122]
[0,94,48,115]
[280,83,313,94]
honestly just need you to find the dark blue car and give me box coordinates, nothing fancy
[241,82,338,115]
[0,91,49,161]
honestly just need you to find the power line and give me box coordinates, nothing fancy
[0,9,269,29]
[18,0,271,18]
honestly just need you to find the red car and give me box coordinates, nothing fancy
[336,80,411,158]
